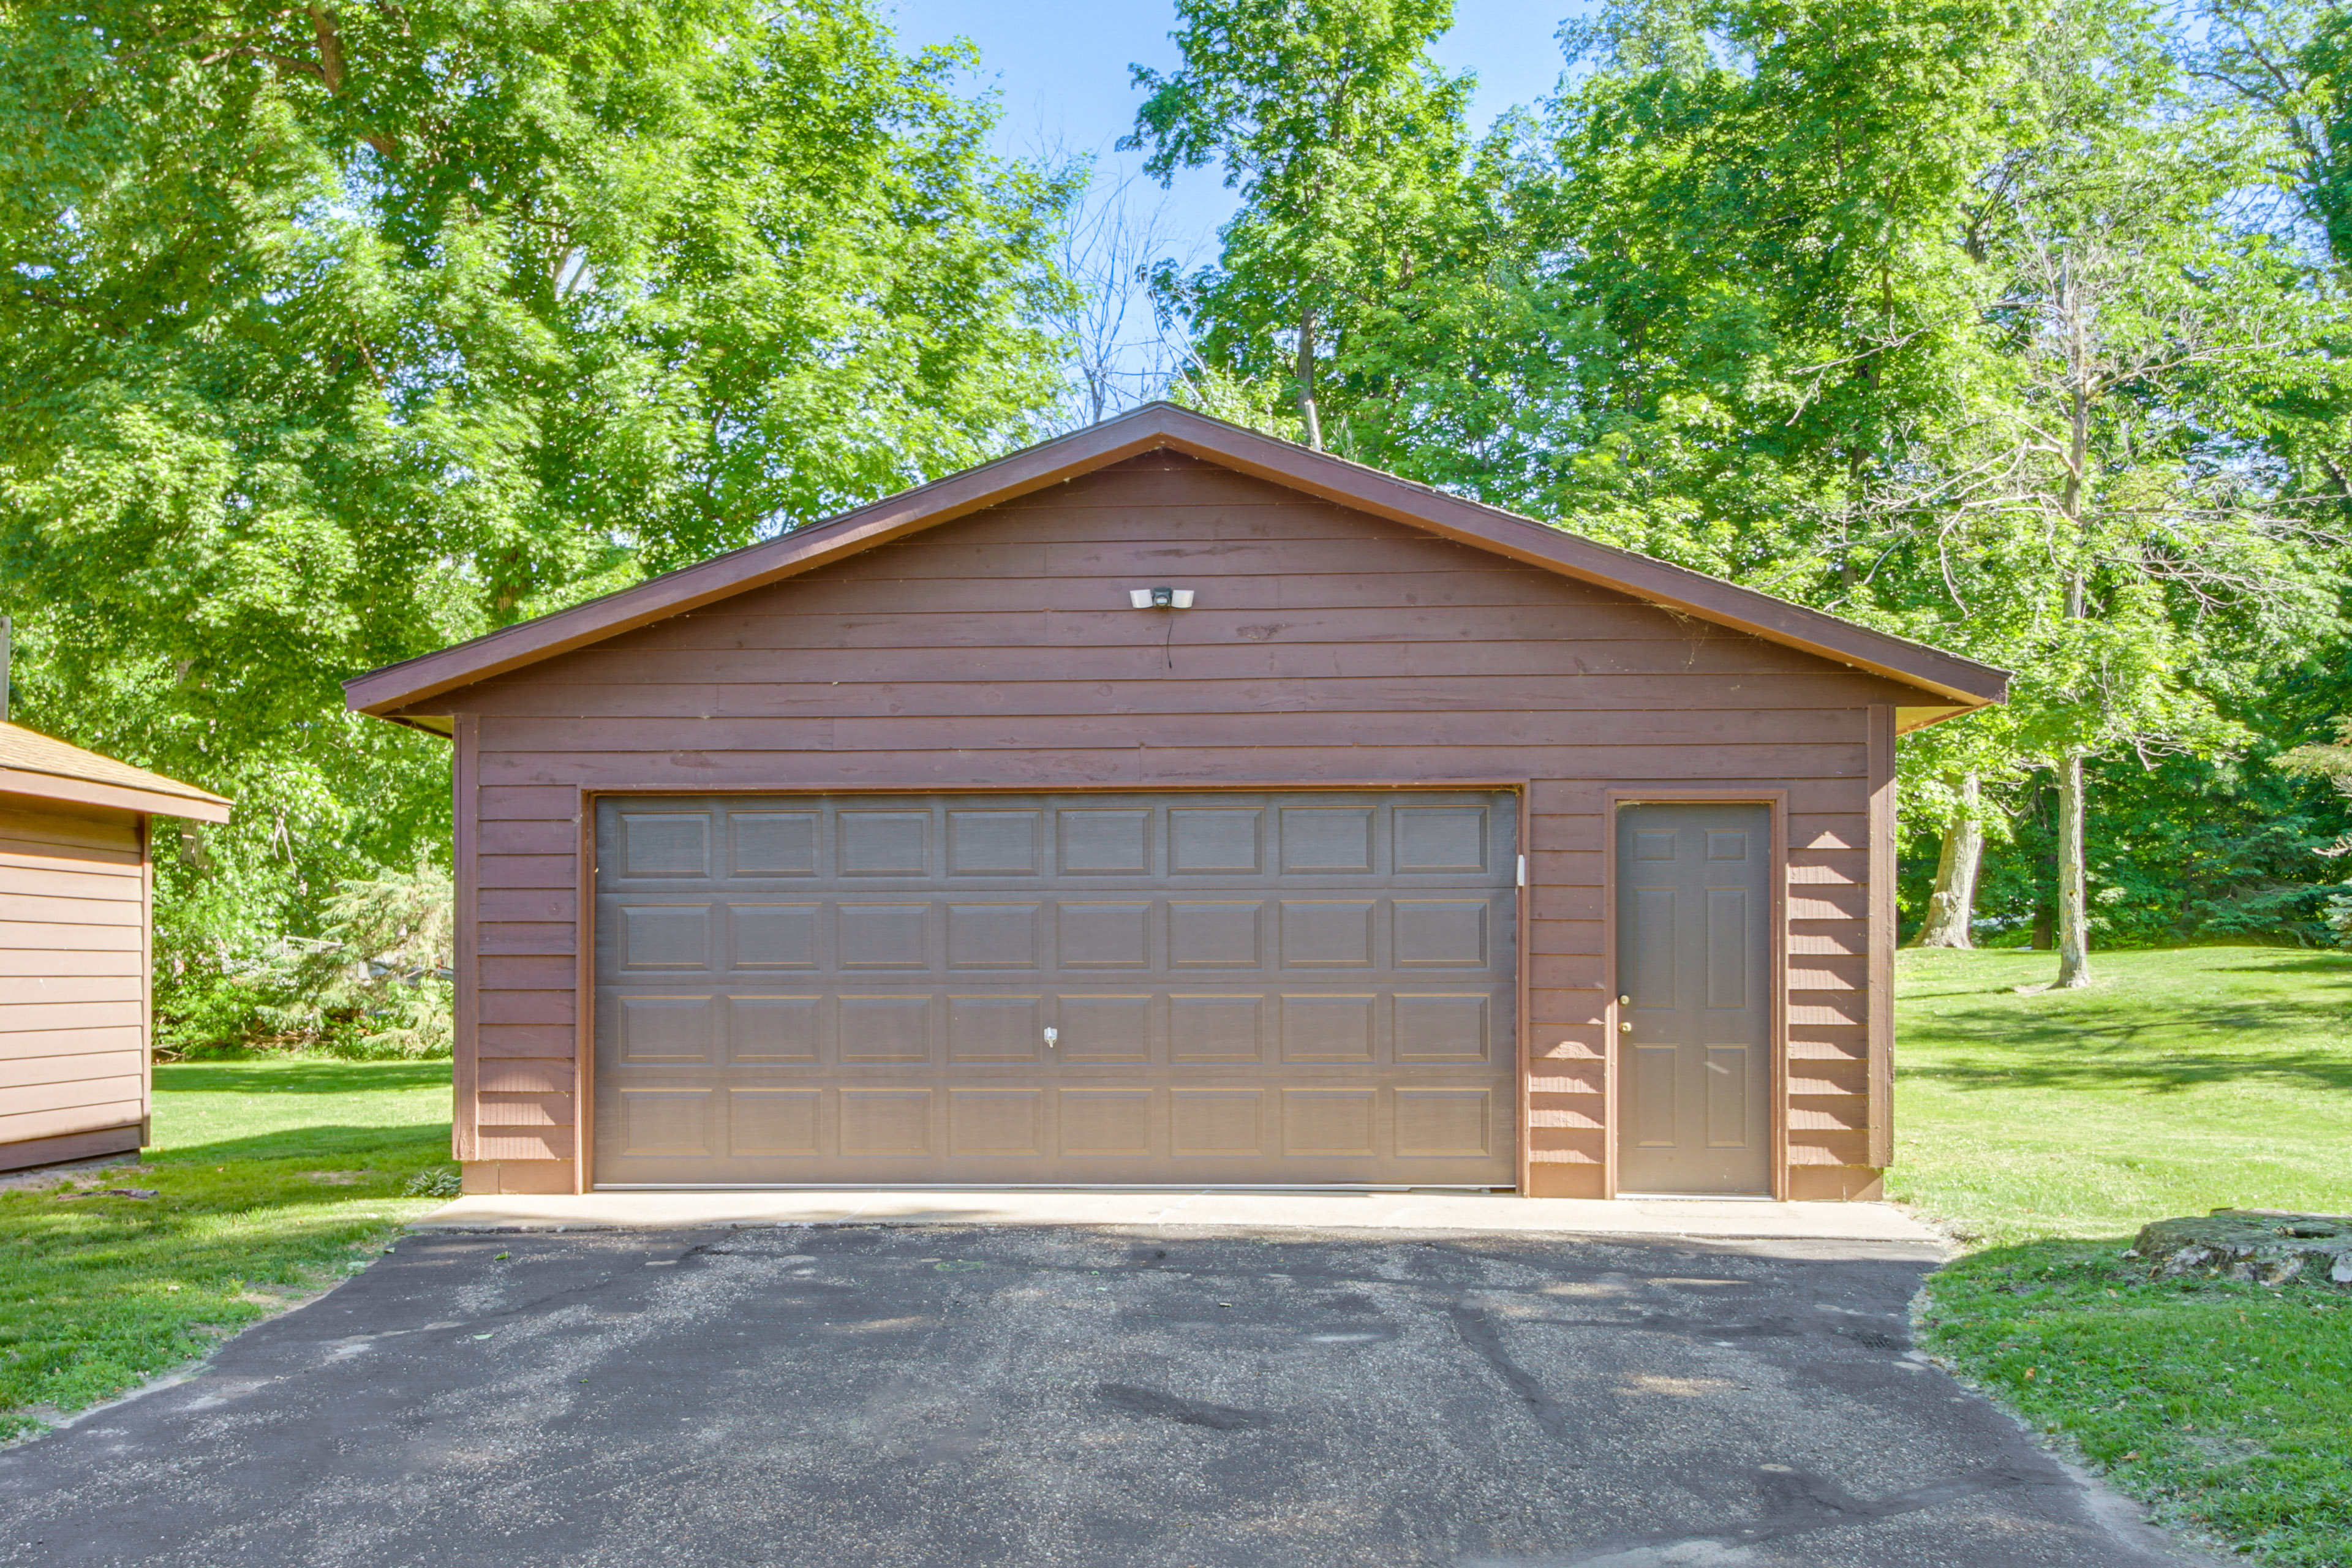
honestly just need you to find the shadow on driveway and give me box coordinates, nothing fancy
[0,1226,2215,1567]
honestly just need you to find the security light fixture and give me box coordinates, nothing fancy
[1128,587,1194,609]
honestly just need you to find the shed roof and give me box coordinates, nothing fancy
[0,722,233,823]
[346,402,2009,733]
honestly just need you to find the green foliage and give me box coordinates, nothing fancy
[2278,711,2352,938]
[0,1,1074,1037]
[1139,0,2352,945]
[1123,0,1478,439]
[157,863,454,1058]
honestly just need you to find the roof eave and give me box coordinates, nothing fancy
[0,767,233,823]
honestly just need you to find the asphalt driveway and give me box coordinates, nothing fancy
[0,1225,2209,1567]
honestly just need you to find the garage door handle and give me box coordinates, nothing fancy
[1043,1028,1058,1049]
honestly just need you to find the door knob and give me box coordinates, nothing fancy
[1618,995,1631,1006]
[1620,1022,1634,1033]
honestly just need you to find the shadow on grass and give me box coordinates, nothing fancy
[2209,956,2352,977]
[154,1062,453,1096]
[1907,1008,2352,1094]
[145,1125,453,1175]
[1911,1041,2352,1093]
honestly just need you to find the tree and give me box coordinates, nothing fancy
[1894,1,2340,984]
[1122,0,1475,450]
[2184,0,2352,262]
[1041,162,1193,429]
[0,1,1072,1044]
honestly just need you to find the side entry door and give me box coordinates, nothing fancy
[1615,803,1773,1195]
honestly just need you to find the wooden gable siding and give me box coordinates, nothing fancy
[415,452,1912,1197]
[0,797,151,1161]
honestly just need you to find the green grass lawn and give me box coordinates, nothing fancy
[1893,946,2352,1566]
[0,1058,454,1439]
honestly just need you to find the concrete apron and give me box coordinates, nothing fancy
[413,1190,1944,1243]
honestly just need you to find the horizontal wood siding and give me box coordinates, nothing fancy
[0,798,149,1153]
[418,452,1908,1195]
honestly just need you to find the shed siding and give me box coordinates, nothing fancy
[420,453,1909,1197]
[0,797,149,1161]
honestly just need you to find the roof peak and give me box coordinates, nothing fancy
[346,402,2007,722]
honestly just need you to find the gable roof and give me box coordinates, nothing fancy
[0,721,233,823]
[345,402,2008,729]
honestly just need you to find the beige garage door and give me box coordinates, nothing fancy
[590,792,1518,1188]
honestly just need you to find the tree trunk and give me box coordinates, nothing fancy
[2054,750,2091,987]
[2051,252,2092,989]
[1296,306,1322,451]
[1908,774,1982,948]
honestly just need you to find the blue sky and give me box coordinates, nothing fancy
[883,1,1592,257]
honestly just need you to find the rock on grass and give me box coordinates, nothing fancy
[2130,1209,2352,1287]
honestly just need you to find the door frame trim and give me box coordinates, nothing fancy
[570,780,1531,1194]
[1600,789,1790,1200]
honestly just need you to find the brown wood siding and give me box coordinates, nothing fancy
[0,797,151,1153]
[413,453,1909,1196]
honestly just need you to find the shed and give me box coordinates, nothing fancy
[0,720,231,1172]
[347,405,2006,1200]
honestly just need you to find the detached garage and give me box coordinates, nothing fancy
[345,405,2005,1201]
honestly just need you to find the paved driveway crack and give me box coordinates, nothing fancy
[1448,1303,1580,1444]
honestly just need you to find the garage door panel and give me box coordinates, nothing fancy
[1395,806,1493,873]
[949,1088,1047,1155]
[1396,1087,1493,1156]
[1395,994,1492,1062]
[838,810,929,876]
[1394,899,1493,966]
[594,792,1516,1187]
[839,994,932,1061]
[837,903,930,969]
[1169,810,1262,874]
[946,903,1041,969]
[1279,994,1376,1062]
[618,903,712,970]
[948,994,1045,1061]
[1057,995,1151,1061]
[1060,809,1152,874]
[1169,995,1264,1061]
[728,995,821,1063]
[1284,1089,1377,1156]
[1058,902,1152,967]
[840,1088,932,1155]
[619,1087,712,1156]
[1171,1089,1264,1156]
[729,812,820,877]
[1059,1088,1153,1156]
[1280,807,1376,873]
[619,812,712,878]
[729,1087,822,1156]
[729,902,819,970]
[948,810,1042,875]
[615,995,717,1063]
[1167,901,1264,967]
[1280,900,1376,968]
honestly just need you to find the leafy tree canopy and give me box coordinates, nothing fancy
[0,0,1075,1033]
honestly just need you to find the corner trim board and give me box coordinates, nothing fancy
[1866,704,1897,1170]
